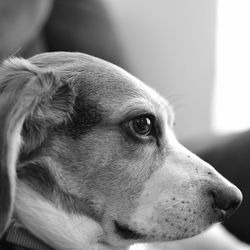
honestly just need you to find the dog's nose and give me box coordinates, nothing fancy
[210,185,242,219]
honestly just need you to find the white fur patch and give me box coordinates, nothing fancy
[15,182,106,250]
[4,117,25,232]
[7,117,24,187]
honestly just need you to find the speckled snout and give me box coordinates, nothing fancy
[127,141,243,242]
[171,141,243,224]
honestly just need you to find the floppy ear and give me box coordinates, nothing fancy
[0,57,75,237]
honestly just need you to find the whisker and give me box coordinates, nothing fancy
[165,94,184,106]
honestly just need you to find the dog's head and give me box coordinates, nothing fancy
[0,52,242,249]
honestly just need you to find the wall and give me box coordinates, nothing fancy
[104,0,216,142]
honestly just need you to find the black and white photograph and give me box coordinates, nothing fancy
[0,1,249,249]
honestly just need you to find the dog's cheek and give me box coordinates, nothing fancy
[48,129,163,231]
[75,130,159,218]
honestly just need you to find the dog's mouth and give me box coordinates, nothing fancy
[114,221,146,240]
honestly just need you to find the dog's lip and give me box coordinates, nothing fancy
[114,220,146,240]
[218,208,237,221]
[212,205,237,222]
[217,209,227,221]
[214,208,232,222]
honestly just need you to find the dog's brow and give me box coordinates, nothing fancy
[110,98,155,121]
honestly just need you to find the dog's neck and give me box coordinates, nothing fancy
[14,182,126,250]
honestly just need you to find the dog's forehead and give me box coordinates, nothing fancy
[78,65,168,117]
[31,52,171,119]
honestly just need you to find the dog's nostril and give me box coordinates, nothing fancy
[210,186,242,218]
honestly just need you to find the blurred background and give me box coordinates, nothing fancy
[1,0,250,247]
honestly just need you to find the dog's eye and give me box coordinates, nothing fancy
[128,116,153,137]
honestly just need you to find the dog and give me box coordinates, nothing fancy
[0,52,242,250]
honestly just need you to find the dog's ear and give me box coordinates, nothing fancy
[0,57,75,237]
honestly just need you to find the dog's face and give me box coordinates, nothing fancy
[0,52,242,249]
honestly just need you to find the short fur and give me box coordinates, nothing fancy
[0,52,242,250]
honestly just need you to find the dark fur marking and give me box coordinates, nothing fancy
[58,96,102,139]
[154,119,162,148]
[17,163,102,222]
[0,132,10,219]
[0,172,11,234]
[17,163,54,195]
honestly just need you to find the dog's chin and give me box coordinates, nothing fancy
[107,217,219,246]
[103,206,223,247]
[101,219,220,249]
